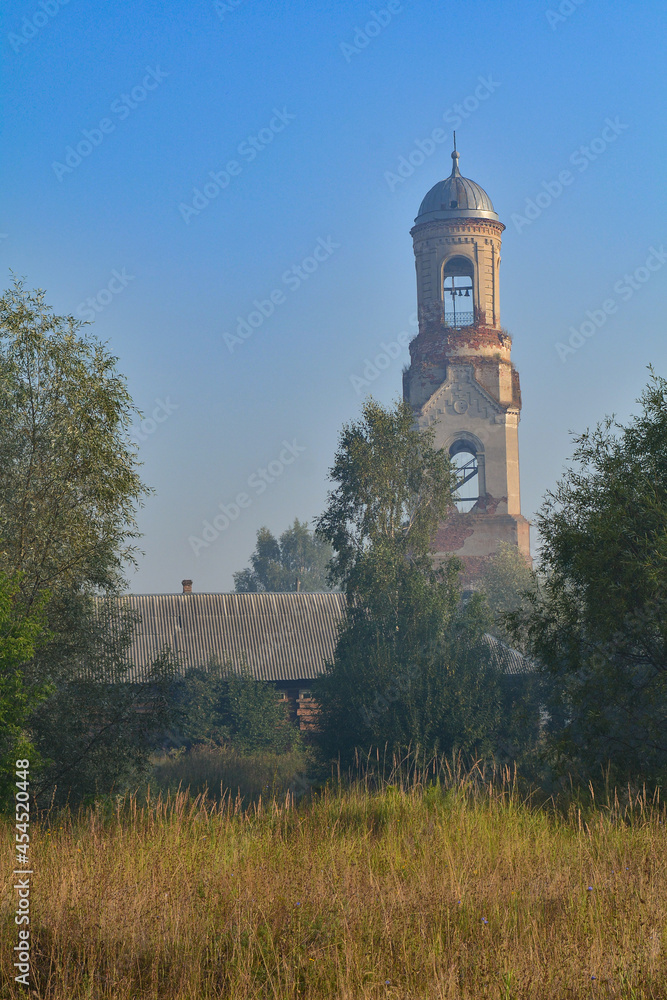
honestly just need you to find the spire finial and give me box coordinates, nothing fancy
[450,133,460,177]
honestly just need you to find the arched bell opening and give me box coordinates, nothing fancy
[443,256,474,329]
[449,436,484,513]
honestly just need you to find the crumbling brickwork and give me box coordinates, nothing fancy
[404,151,531,578]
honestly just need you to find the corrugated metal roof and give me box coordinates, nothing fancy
[100,592,533,684]
[117,592,347,683]
[483,634,535,676]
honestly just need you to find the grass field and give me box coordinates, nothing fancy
[1,751,666,999]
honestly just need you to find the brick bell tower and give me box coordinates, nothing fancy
[403,141,530,578]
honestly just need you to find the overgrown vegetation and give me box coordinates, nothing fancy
[165,662,302,756]
[1,754,665,999]
[0,573,50,811]
[509,369,667,792]
[149,743,312,805]
[0,279,175,809]
[3,278,667,994]
[312,397,544,770]
[476,540,538,646]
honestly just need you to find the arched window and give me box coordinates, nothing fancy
[443,256,474,328]
[449,438,479,512]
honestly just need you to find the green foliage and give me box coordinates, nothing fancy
[0,277,150,604]
[0,573,52,809]
[168,662,301,755]
[233,518,334,592]
[476,541,538,646]
[167,664,233,747]
[508,369,667,789]
[313,560,516,765]
[226,669,298,754]
[0,278,173,807]
[315,397,457,589]
[313,397,540,766]
[27,594,175,807]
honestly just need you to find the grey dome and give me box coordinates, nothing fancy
[415,150,498,224]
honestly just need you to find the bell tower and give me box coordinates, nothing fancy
[403,142,530,577]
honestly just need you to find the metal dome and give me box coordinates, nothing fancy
[415,149,498,224]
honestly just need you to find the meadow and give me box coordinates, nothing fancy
[1,751,666,999]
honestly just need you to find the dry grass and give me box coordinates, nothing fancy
[2,754,666,999]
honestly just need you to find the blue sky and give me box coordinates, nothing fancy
[2,0,666,593]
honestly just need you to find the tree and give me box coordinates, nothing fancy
[315,398,457,591]
[0,573,52,810]
[168,661,300,755]
[508,370,667,789]
[27,596,174,806]
[0,278,149,606]
[0,278,175,806]
[312,398,534,766]
[312,558,509,766]
[233,518,334,592]
[476,541,537,646]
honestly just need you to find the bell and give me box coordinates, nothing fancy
[464,287,470,297]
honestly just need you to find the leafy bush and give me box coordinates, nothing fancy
[167,662,301,755]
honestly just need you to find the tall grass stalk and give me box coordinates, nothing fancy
[1,751,665,998]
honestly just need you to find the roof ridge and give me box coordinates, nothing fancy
[115,590,344,597]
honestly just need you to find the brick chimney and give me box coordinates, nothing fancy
[182,579,193,594]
